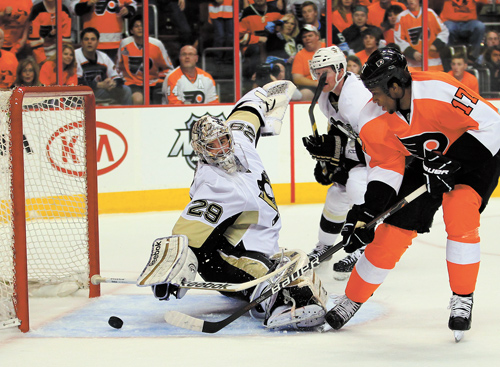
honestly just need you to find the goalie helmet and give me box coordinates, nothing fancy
[309,46,347,81]
[360,47,412,94]
[191,115,237,173]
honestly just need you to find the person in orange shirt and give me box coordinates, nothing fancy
[367,0,406,31]
[332,0,354,33]
[323,48,500,343]
[291,25,325,101]
[117,15,174,105]
[394,0,449,71]
[355,27,382,64]
[39,43,78,86]
[448,53,479,94]
[0,0,32,57]
[381,4,404,44]
[73,0,137,61]
[162,45,219,105]
[0,28,17,89]
[440,0,485,60]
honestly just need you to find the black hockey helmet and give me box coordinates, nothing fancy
[360,47,411,94]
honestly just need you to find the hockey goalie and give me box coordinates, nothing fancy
[138,81,327,330]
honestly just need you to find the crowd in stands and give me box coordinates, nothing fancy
[1,0,500,105]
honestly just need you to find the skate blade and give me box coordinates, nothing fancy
[454,330,465,342]
[318,322,333,333]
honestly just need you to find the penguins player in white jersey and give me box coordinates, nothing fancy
[151,81,328,330]
[303,45,371,279]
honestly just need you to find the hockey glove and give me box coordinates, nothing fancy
[314,161,334,185]
[341,205,376,253]
[422,151,461,198]
[302,130,347,167]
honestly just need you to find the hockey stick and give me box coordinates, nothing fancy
[91,256,299,292]
[164,184,427,333]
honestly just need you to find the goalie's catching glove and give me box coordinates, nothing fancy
[302,130,347,167]
[341,205,376,253]
[422,151,461,198]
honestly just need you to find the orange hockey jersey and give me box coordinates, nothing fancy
[162,67,219,105]
[0,49,18,89]
[239,4,281,52]
[76,0,137,50]
[358,71,500,193]
[118,36,174,87]
[0,0,32,53]
[331,10,352,33]
[440,0,477,22]
[394,8,449,71]
[39,61,78,86]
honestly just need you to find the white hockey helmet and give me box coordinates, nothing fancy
[191,115,237,173]
[309,45,347,81]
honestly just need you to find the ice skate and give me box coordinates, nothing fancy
[332,247,365,280]
[324,294,362,330]
[448,293,473,342]
[266,303,326,330]
[307,242,333,261]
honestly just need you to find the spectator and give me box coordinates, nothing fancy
[482,45,500,92]
[264,13,300,75]
[117,15,174,105]
[355,27,382,64]
[27,0,73,64]
[240,0,282,93]
[286,0,323,24]
[14,57,42,87]
[367,0,406,31]
[448,53,479,94]
[0,0,32,58]
[161,45,219,104]
[253,59,303,100]
[395,0,449,71]
[476,30,500,65]
[440,0,485,61]
[76,27,132,105]
[0,28,17,89]
[298,1,344,47]
[381,4,404,45]
[332,0,354,33]
[342,5,380,53]
[155,0,191,46]
[73,0,137,62]
[346,54,362,74]
[244,0,285,13]
[39,42,78,86]
[208,0,233,52]
[291,24,324,101]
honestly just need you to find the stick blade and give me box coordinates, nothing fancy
[164,310,204,332]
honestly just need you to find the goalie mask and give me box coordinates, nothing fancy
[191,115,238,173]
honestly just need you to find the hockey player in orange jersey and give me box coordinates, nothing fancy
[323,48,500,342]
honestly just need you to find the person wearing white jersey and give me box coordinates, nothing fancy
[150,81,327,330]
[302,45,371,279]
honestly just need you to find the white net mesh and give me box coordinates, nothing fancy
[0,90,92,329]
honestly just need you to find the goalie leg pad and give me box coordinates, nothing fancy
[249,250,328,329]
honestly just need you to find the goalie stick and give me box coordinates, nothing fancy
[90,255,299,292]
[164,184,427,333]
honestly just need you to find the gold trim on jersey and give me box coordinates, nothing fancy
[322,207,347,223]
[172,217,213,249]
[224,211,260,246]
[228,110,261,134]
[218,252,269,279]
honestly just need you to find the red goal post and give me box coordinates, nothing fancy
[0,86,100,332]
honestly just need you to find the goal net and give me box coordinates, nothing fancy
[0,86,100,332]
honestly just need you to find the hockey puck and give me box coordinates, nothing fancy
[108,316,123,329]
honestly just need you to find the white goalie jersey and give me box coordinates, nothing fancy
[173,110,281,257]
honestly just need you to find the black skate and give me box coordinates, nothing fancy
[307,243,333,261]
[448,292,473,342]
[332,247,365,280]
[324,294,362,330]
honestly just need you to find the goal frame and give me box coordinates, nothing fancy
[8,86,100,332]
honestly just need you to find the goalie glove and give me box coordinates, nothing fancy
[341,205,376,253]
[302,130,347,166]
[422,151,461,198]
